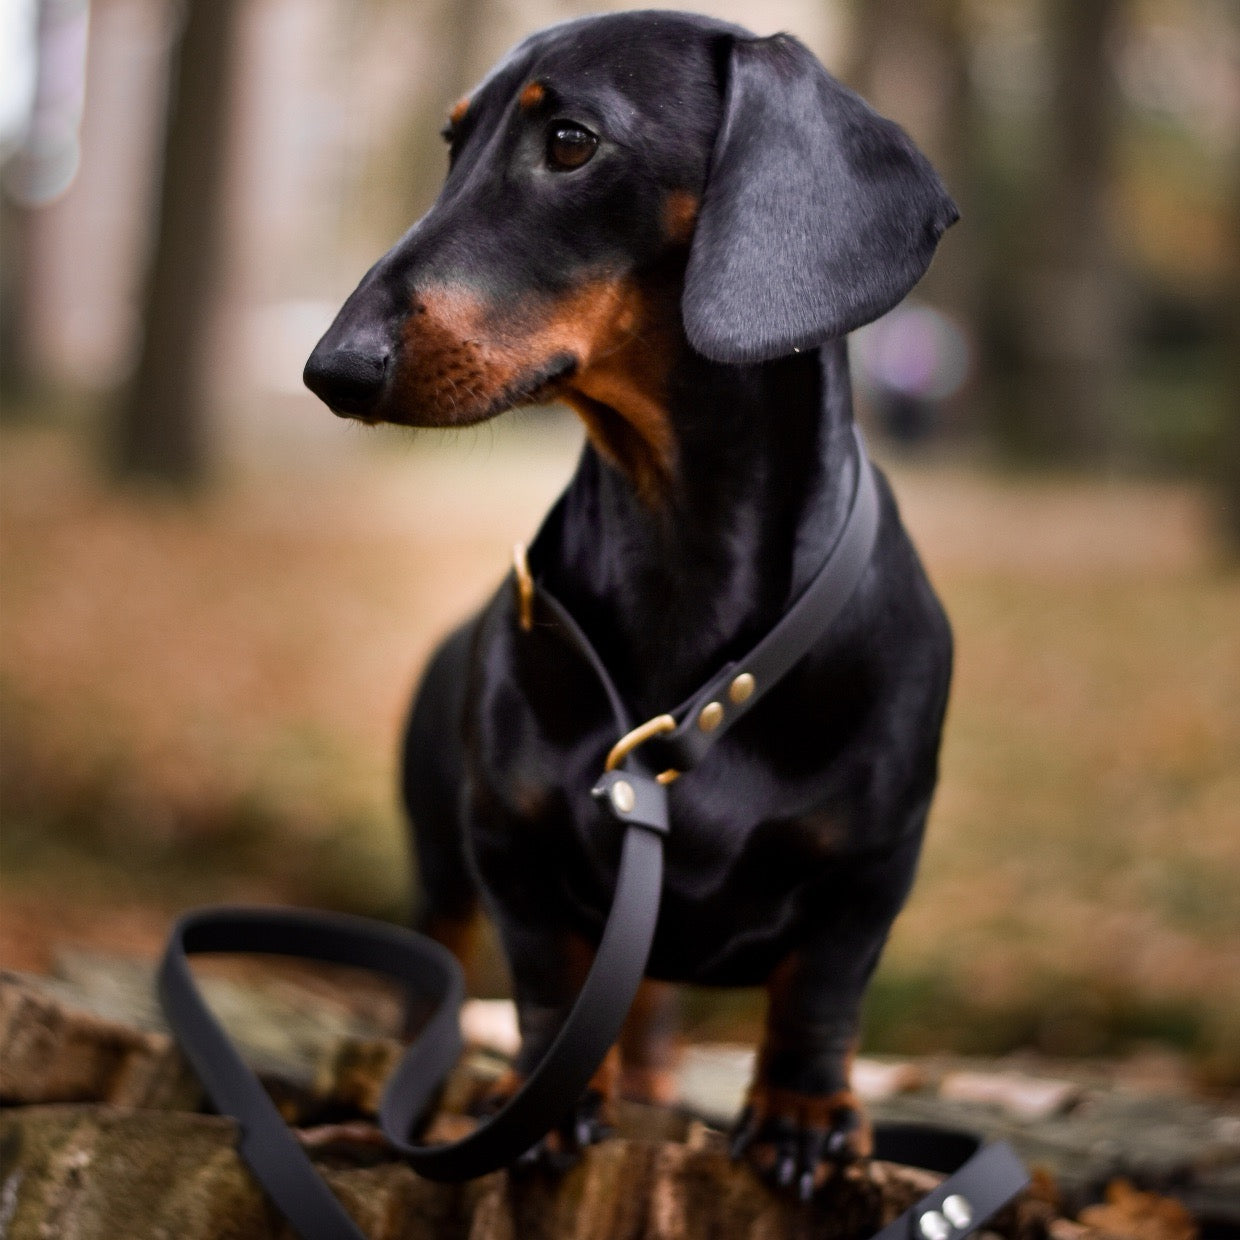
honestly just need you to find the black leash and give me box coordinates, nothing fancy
[158,427,1029,1237]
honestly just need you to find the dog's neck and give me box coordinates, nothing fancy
[544,337,861,715]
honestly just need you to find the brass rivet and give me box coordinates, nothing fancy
[610,779,636,814]
[697,701,724,733]
[728,672,756,704]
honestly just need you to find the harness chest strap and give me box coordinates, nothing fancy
[157,426,1029,1238]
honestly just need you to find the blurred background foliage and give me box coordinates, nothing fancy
[1,0,1237,1083]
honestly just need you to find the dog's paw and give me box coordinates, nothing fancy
[473,1072,612,1174]
[729,1085,872,1202]
[510,1087,612,1174]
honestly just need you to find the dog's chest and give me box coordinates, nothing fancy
[467,612,873,981]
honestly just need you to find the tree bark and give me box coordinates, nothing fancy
[1218,144,1240,554]
[844,0,985,439]
[994,0,1127,464]
[110,0,243,485]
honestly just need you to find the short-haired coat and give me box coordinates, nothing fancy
[305,10,957,1198]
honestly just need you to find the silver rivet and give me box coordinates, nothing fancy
[918,1211,950,1240]
[942,1196,973,1230]
[697,701,724,732]
[728,672,756,704]
[610,779,636,814]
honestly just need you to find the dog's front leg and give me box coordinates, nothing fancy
[477,907,619,1165]
[732,830,923,1200]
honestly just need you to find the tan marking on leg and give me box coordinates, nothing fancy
[422,912,480,966]
[588,1044,622,1104]
[449,96,470,127]
[618,980,680,1104]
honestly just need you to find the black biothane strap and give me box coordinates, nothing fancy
[157,427,1030,1238]
[651,426,882,774]
[159,822,663,1198]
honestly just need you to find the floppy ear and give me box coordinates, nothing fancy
[682,33,959,364]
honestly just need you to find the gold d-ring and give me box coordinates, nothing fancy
[604,714,680,784]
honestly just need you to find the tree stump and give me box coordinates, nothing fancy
[1,956,1229,1239]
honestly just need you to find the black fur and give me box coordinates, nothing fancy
[305,10,956,1195]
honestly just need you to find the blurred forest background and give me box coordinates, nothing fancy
[1,0,1238,1084]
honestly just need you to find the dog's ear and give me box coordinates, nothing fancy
[682,34,959,364]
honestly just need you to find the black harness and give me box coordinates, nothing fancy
[158,428,1029,1239]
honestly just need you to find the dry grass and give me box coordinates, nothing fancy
[2,419,1237,1079]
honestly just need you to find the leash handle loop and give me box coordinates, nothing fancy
[158,819,665,1206]
[159,907,464,1240]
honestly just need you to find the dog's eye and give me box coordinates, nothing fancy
[547,124,597,171]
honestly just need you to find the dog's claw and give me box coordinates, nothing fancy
[513,1143,542,1170]
[729,1106,758,1159]
[774,1150,797,1188]
[498,1087,611,1175]
[800,1126,828,1172]
[730,1090,871,1202]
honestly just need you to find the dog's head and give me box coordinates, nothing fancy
[305,11,956,482]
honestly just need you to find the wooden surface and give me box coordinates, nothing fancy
[2,954,1231,1239]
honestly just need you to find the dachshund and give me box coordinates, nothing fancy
[304,9,957,1200]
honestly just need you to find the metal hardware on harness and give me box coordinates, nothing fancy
[512,542,535,631]
[604,713,680,784]
[728,671,756,703]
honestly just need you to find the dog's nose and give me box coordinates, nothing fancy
[303,346,388,416]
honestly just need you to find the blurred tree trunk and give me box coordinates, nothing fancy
[995,0,1127,464]
[1220,152,1240,554]
[111,0,243,485]
[844,0,985,436]
[1,0,89,410]
[388,0,492,234]
[0,183,33,408]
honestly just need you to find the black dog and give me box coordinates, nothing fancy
[304,10,956,1198]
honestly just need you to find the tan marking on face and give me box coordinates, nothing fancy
[395,278,682,503]
[662,189,700,245]
[556,280,682,504]
[449,96,470,126]
[518,80,546,110]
